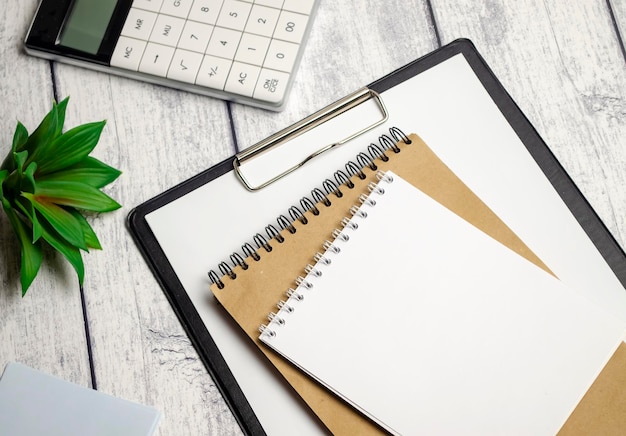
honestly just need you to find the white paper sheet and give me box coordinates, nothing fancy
[260,172,626,435]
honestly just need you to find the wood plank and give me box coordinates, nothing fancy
[0,0,92,387]
[431,0,626,250]
[49,62,240,434]
[229,0,438,150]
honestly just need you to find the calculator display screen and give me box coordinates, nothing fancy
[59,0,119,54]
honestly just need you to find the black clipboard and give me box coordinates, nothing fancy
[128,39,626,435]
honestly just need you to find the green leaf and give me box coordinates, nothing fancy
[21,161,37,194]
[14,150,28,174]
[19,99,61,155]
[33,121,106,175]
[52,97,69,138]
[22,192,88,250]
[3,161,43,295]
[14,196,43,243]
[69,209,102,250]
[12,121,29,153]
[37,156,121,188]
[2,206,43,296]
[0,170,7,200]
[10,160,40,240]
[1,122,29,172]
[0,153,13,173]
[32,180,121,212]
[40,219,85,285]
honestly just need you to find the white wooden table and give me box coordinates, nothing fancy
[1,1,625,435]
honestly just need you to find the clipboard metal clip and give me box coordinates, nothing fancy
[233,87,388,191]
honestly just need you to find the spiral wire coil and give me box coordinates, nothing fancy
[259,170,395,337]
[208,127,410,289]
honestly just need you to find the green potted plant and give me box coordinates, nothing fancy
[0,97,121,296]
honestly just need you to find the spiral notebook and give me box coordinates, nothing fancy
[258,171,626,435]
[210,132,549,435]
[129,39,626,434]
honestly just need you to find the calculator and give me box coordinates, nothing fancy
[25,0,319,111]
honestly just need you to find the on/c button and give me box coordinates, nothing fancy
[253,68,289,104]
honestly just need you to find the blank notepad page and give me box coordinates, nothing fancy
[259,171,625,436]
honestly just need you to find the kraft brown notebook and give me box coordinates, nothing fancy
[212,133,552,434]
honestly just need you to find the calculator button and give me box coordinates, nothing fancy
[149,14,186,47]
[187,0,223,25]
[120,8,158,40]
[273,10,308,44]
[138,43,176,76]
[254,0,284,8]
[263,39,298,72]
[167,49,203,83]
[234,33,270,66]
[196,55,233,89]
[282,0,315,15]
[160,0,194,19]
[245,5,280,37]
[111,36,147,71]
[178,21,213,53]
[216,0,252,31]
[132,0,164,13]
[205,26,242,59]
[224,62,261,97]
[253,68,289,103]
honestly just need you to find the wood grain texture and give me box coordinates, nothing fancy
[0,0,92,388]
[1,0,625,435]
[431,0,626,250]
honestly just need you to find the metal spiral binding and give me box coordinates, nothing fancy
[209,127,410,289]
[323,240,341,254]
[267,312,285,325]
[304,264,322,277]
[332,228,350,242]
[259,169,394,338]
[313,252,331,265]
[286,288,304,300]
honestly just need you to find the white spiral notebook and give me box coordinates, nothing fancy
[259,171,626,436]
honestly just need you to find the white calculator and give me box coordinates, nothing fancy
[25,0,319,111]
